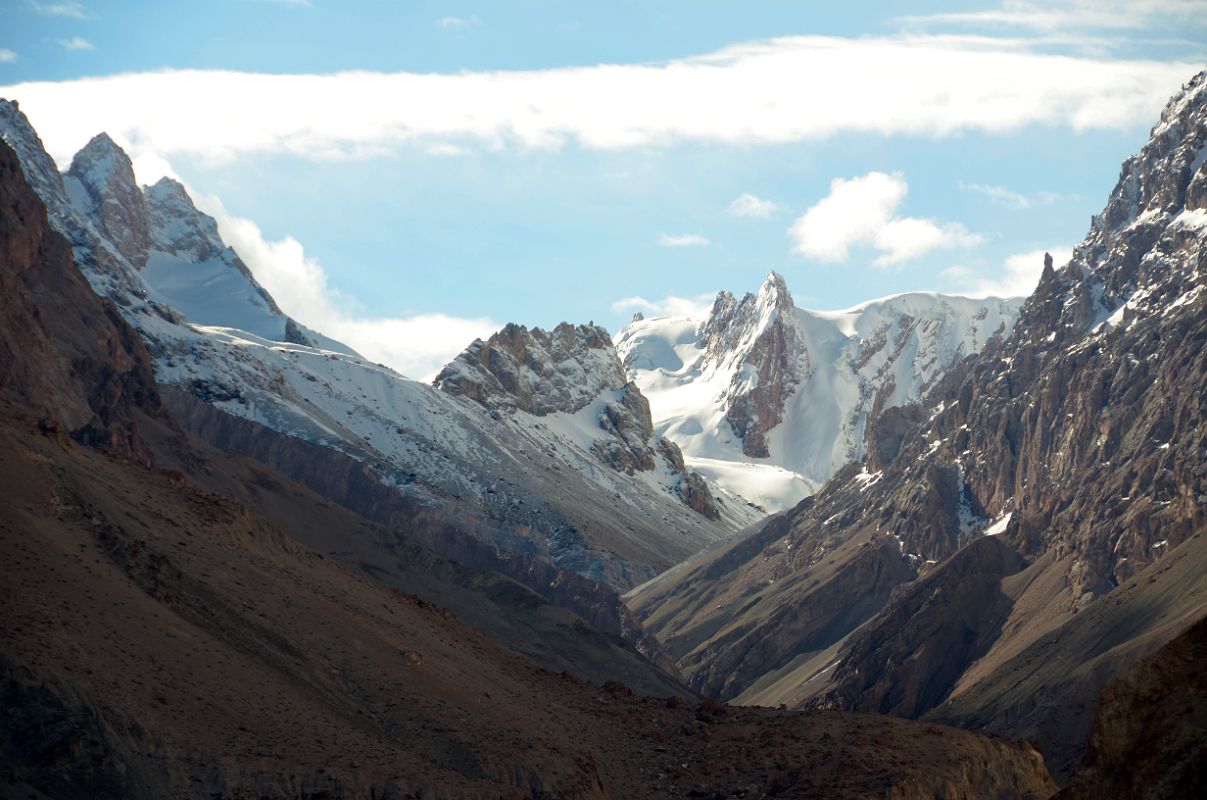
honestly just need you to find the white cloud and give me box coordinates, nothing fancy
[0,50,17,64]
[941,246,1074,297]
[29,1,87,18]
[1,35,1194,165]
[789,171,983,267]
[612,293,715,319]
[188,191,498,381]
[727,192,780,218]
[57,36,94,52]
[657,233,710,247]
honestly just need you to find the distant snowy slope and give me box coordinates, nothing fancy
[616,273,1022,509]
[0,98,749,590]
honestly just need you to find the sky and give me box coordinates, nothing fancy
[1,1,1205,378]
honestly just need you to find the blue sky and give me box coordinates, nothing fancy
[1,1,1205,377]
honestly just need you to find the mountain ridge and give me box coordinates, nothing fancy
[617,271,1022,509]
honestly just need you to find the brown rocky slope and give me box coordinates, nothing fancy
[1057,613,1207,799]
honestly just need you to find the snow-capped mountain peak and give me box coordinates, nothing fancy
[617,276,1021,510]
[65,132,151,268]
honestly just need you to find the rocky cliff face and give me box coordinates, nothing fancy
[697,272,805,458]
[436,322,625,415]
[65,132,153,269]
[437,321,726,518]
[0,137,165,463]
[618,272,1020,510]
[628,70,1207,780]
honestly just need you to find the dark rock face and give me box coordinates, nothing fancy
[678,471,720,521]
[808,536,1025,718]
[698,272,805,458]
[865,403,926,473]
[1058,614,1207,800]
[65,133,152,269]
[0,138,165,463]
[594,381,657,473]
[683,534,916,702]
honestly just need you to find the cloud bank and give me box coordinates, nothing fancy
[189,191,499,381]
[790,171,983,267]
[1,35,1195,165]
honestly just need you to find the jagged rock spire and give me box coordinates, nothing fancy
[66,132,151,268]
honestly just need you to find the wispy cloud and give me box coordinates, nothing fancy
[2,35,1195,166]
[727,192,781,218]
[436,15,480,29]
[657,233,710,248]
[941,246,1074,297]
[901,0,1205,32]
[958,181,1066,210]
[0,50,17,63]
[57,36,94,51]
[790,171,983,267]
[612,293,715,319]
[29,1,88,18]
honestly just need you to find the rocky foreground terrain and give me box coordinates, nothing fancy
[627,70,1207,785]
[0,135,1063,798]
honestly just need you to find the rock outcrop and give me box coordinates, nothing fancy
[436,322,624,415]
[64,132,152,268]
[699,272,805,458]
[438,320,728,519]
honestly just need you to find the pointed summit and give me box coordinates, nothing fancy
[66,132,150,267]
[756,270,794,314]
[145,176,227,263]
[0,99,70,209]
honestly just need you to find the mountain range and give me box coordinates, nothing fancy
[1,67,1205,798]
